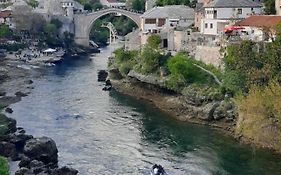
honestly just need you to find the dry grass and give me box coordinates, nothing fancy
[235,80,281,151]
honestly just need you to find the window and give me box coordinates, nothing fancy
[205,23,208,28]
[158,18,165,27]
[238,8,242,14]
[210,23,213,29]
[145,18,156,24]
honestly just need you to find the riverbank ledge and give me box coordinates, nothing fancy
[109,67,281,154]
[109,69,236,132]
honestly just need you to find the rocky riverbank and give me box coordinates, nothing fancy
[108,68,281,154]
[109,69,236,133]
[0,56,79,174]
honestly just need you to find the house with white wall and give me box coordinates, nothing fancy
[0,9,13,28]
[140,5,194,50]
[235,15,281,42]
[200,0,263,37]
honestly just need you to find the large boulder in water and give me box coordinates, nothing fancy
[51,166,78,175]
[98,70,108,81]
[0,141,18,160]
[24,137,58,165]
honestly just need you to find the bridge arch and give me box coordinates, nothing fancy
[74,8,142,46]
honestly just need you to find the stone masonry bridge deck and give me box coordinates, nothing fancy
[74,8,142,46]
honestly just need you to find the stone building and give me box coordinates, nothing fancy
[276,0,281,15]
[200,0,263,37]
[0,9,13,28]
[140,5,194,51]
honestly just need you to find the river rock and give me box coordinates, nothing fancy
[98,70,108,81]
[102,85,112,91]
[25,80,34,84]
[15,91,28,97]
[0,114,17,133]
[5,107,13,113]
[0,91,6,96]
[51,166,78,175]
[24,137,58,165]
[0,96,21,108]
[105,79,112,86]
[109,68,123,80]
[0,141,17,160]
[199,102,219,121]
[213,101,236,121]
[19,156,31,168]
[15,167,30,175]
[8,132,33,152]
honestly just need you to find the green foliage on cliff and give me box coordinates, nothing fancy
[0,114,9,138]
[114,47,138,75]
[112,35,221,92]
[165,53,220,91]
[224,30,281,93]
[0,156,8,175]
[0,24,11,38]
[223,30,281,94]
[26,0,39,8]
[147,35,161,49]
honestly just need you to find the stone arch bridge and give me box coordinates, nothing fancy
[74,8,142,46]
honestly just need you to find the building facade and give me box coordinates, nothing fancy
[140,5,194,50]
[276,0,281,15]
[0,10,13,28]
[200,0,262,36]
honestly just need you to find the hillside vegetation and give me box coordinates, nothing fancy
[223,22,281,151]
[111,35,222,95]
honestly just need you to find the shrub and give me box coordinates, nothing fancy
[235,80,281,151]
[0,156,8,175]
[164,53,220,91]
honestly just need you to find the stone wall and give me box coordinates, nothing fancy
[125,29,141,50]
[195,45,222,67]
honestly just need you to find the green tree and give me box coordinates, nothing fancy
[0,156,8,175]
[132,0,144,11]
[156,0,190,6]
[147,34,161,49]
[26,0,39,8]
[44,23,57,36]
[92,2,103,11]
[264,0,276,15]
[62,31,74,49]
[50,19,63,29]
[0,24,10,38]
[84,3,93,11]
[140,45,162,73]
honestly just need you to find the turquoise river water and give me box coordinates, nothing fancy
[8,45,281,175]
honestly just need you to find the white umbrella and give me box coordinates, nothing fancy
[43,48,56,53]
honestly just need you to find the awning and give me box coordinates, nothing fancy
[43,48,56,53]
[224,25,245,33]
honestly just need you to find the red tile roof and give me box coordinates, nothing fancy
[235,15,281,29]
[0,10,12,18]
